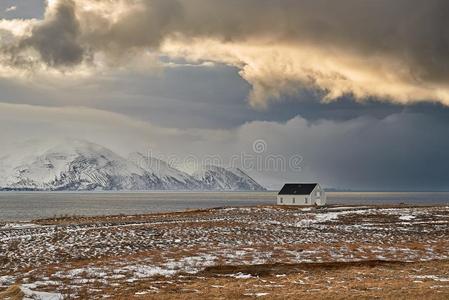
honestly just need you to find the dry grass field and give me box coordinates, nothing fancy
[1,205,449,299]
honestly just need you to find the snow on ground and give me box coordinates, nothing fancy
[0,275,16,287]
[21,285,63,300]
[0,205,448,298]
[412,275,449,282]
[0,223,42,229]
[399,215,416,221]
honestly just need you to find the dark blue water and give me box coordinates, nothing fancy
[0,191,448,221]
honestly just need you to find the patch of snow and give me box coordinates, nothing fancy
[229,273,253,279]
[23,281,60,288]
[326,206,370,211]
[399,215,416,221]
[124,265,177,278]
[20,285,63,300]
[244,292,269,297]
[412,275,449,282]
[0,275,16,287]
[315,212,342,222]
[135,291,148,295]
[2,223,41,229]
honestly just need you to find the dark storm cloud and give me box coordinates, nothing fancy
[19,0,84,67]
[1,102,449,191]
[236,112,449,191]
[1,0,449,106]
[84,0,449,81]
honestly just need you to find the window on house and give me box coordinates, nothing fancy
[293,197,295,204]
[305,196,308,204]
[280,197,283,203]
[317,191,321,197]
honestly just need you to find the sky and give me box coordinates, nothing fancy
[1,0,449,190]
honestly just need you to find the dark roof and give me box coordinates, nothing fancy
[278,183,318,195]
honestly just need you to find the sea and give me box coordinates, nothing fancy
[0,191,448,222]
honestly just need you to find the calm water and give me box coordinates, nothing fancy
[0,191,448,222]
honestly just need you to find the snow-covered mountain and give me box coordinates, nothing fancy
[128,152,201,190]
[0,140,266,191]
[192,165,264,191]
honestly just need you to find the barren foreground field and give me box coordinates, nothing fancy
[1,205,449,299]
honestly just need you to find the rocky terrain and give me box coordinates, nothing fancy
[0,205,448,299]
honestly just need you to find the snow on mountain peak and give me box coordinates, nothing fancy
[192,165,265,191]
[0,140,265,191]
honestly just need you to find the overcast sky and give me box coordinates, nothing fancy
[1,0,449,190]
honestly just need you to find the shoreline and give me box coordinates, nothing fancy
[17,203,449,224]
[2,203,449,225]
[1,191,449,223]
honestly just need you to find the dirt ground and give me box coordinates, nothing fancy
[112,260,449,300]
[1,205,449,299]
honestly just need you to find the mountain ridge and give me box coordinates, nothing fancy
[0,140,266,192]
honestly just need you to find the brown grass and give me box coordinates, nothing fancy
[200,260,409,276]
[110,260,449,300]
[0,285,24,300]
[3,205,449,299]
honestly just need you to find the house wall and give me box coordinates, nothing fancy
[277,184,327,206]
[310,184,327,206]
[277,195,309,205]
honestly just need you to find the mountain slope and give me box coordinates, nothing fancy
[0,140,266,191]
[128,152,201,190]
[0,140,155,191]
[192,165,265,191]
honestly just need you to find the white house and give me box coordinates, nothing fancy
[277,183,326,206]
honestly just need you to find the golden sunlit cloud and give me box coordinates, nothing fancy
[1,0,449,108]
[162,39,449,108]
